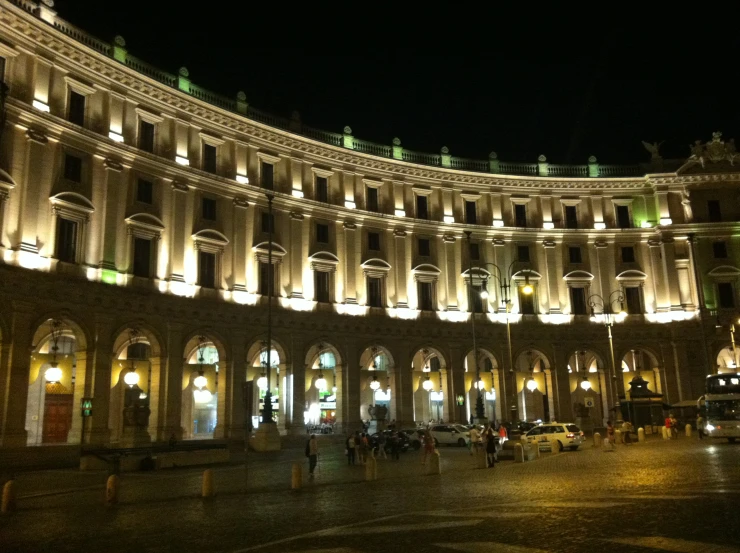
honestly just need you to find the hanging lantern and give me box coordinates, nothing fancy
[44,363,62,384]
[474,378,486,391]
[370,375,381,391]
[580,375,592,391]
[194,373,208,390]
[315,372,327,391]
[124,369,139,387]
[257,372,268,390]
[422,375,434,391]
[526,376,537,392]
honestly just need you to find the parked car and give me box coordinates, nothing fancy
[429,424,470,447]
[401,428,423,450]
[501,421,537,440]
[523,423,585,451]
[369,430,410,453]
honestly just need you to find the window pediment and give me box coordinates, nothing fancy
[125,213,164,240]
[192,229,229,251]
[64,75,96,96]
[708,265,740,280]
[253,242,287,264]
[512,270,542,282]
[310,251,339,273]
[361,258,391,278]
[616,270,647,281]
[413,264,441,283]
[50,192,95,221]
[564,270,594,282]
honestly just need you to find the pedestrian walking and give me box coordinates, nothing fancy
[356,432,366,465]
[390,432,401,460]
[306,434,319,479]
[606,420,616,446]
[669,414,679,439]
[498,424,508,443]
[422,429,435,465]
[484,427,497,468]
[697,414,705,440]
[376,431,388,459]
[469,426,481,456]
[346,434,356,465]
[622,421,633,444]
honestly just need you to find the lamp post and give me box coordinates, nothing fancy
[579,350,591,392]
[730,321,739,369]
[588,290,626,413]
[465,232,534,422]
[44,319,64,384]
[261,193,276,425]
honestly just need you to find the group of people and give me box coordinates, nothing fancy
[466,424,506,468]
[345,430,403,464]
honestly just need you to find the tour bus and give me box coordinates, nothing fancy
[701,373,740,443]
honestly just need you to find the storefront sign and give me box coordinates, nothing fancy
[319,401,336,409]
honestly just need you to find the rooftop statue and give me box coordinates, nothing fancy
[689,132,738,167]
[641,141,664,161]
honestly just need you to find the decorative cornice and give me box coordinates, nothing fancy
[343,221,357,230]
[103,158,123,172]
[290,211,304,220]
[171,181,189,192]
[443,235,456,243]
[393,229,407,238]
[233,197,249,208]
[25,128,48,144]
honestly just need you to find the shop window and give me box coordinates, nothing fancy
[132,237,151,278]
[55,218,77,263]
[139,120,155,153]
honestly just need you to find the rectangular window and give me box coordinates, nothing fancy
[565,205,578,229]
[518,245,530,263]
[519,287,535,314]
[0,57,6,81]
[718,282,735,308]
[470,284,484,313]
[616,205,632,228]
[418,238,431,257]
[55,218,77,263]
[621,246,636,263]
[470,243,480,261]
[708,200,722,222]
[203,144,217,174]
[625,287,642,314]
[198,251,216,288]
[202,198,217,221]
[261,162,274,190]
[63,154,82,182]
[139,120,155,153]
[261,212,274,233]
[713,241,728,259]
[367,277,383,308]
[419,282,434,311]
[132,237,151,278]
[367,187,379,212]
[465,200,477,225]
[259,262,275,296]
[68,91,85,126]
[416,195,429,220]
[136,179,153,204]
[569,246,582,264]
[570,287,587,315]
[315,271,330,303]
[316,223,329,244]
[368,232,380,251]
[515,204,527,227]
[316,176,328,203]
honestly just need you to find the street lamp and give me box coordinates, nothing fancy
[315,351,327,391]
[422,375,434,391]
[262,192,276,425]
[588,290,626,412]
[44,319,64,384]
[193,335,208,390]
[578,350,591,391]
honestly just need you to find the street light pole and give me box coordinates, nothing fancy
[262,193,275,425]
[589,290,626,418]
[465,231,485,422]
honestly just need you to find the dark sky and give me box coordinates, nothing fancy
[53,2,740,165]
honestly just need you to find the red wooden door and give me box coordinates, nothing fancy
[42,394,74,443]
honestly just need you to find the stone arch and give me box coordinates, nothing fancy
[512,346,553,423]
[410,345,450,424]
[111,321,165,359]
[244,335,290,430]
[566,348,610,429]
[303,340,344,429]
[462,347,501,423]
[30,310,90,352]
[358,344,396,423]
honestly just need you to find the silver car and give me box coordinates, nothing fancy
[429,424,470,447]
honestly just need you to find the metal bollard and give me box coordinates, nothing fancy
[685,424,692,437]
[365,455,377,481]
[105,474,119,506]
[514,443,524,463]
[291,462,302,490]
[662,426,669,440]
[638,428,646,442]
[426,451,441,475]
[202,469,214,498]
[550,439,561,455]
[1,480,16,513]
[593,432,602,448]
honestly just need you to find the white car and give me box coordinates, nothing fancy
[429,424,470,447]
[524,423,585,451]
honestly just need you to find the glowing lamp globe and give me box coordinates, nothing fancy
[256,374,268,390]
[422,378,434,392]
[475,379,485,391]
[522,283,534,295]
[370,378,381,391]
[124,370,139,387]
[194,374,207,390]
[526,378,537,392]
[580,377,592,391]
[315,374,327,391]
[44,366,62,383]
[480,289,489,300]
[194,389,213,403]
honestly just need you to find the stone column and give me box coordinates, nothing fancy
[443,235,458,310]
[168,182,190,284]
[647,239,667,312]
[153,323,186,442]
[394,348,415,427]
[213,348,232,440]
[289,212,304,298]
[543,240,560,313]
[290,363,306,436]
[224,333,246,440]
[551,346,573,423]
[343,345,362,433]
[84,316,114,445]
[661,238,682,311]
[15,130,50,256]
[66,349,89,444]
[343,222,357,304]
[394,229,409,308]
[0,304,34,447]
[231,198,249,292]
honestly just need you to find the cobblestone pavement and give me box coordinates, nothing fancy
[1,436,739,552]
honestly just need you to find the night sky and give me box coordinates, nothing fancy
[52,2,739,165]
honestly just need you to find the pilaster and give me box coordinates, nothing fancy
[647,239,668,312]
[0,304,35,447]
[343,221,357,304]
[231,198,249,291]
[543,240,560,313]
[289,212,304,298]
[443,235,458,310]
[660,238,682,310]
[394,229,408,308]
[169,181,189,282]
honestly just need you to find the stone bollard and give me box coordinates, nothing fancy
[615,429,623,444]
[550,439,561,455]
[645,425,653,435]
[105,474,119,506]
[685,424,692,438]
[662,426,669,440]
[426,451,441,475]
[365,455,377,481]
[202,469,214,498]
[291,462,302,490]
[533,442,541,459]
[1,480,16,513]
[476,448,487,469]
[638,428,646,442]
[593,432,602,448]
[514,443,524,463]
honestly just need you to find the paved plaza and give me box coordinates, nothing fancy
[1,436,739,552]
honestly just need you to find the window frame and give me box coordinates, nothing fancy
[63,153,83,183]
[55,217,78,263]
[136,178,154,205]
[316,222,330,244]
[568,246,582,264]
[202,197,217,222]
[135,108,164,154]
[621,246,636,264]
[564,205,578,229]
[624,286,643,314]
[514,203,528,228]
[198,250,217,289]
[418,238,431,257]
[67,90,86,127]
[713,241,728,259]
[718,282,736,309]
[368,231,381,252]
[517,244,531,263]
[132,236,153,278]
[569,287,588,315]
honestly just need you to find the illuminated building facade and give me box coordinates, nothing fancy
[1,0,739,451]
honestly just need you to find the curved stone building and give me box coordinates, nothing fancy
[0,0,738,453]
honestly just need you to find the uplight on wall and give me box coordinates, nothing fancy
[394,209,406,217]
[640,221,653,228]
[492,219,505,228]
[175,155,190,166]
[32,99,50,112]
[543,222,555,230]
[659,218,673,225]
[344,200,357,209]
[443,215,455,224]
[594,222,606,230]
[236,174,249,185]
[291,189,304,198]
[108,130,124,143]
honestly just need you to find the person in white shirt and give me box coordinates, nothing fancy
[468,426,481,455]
